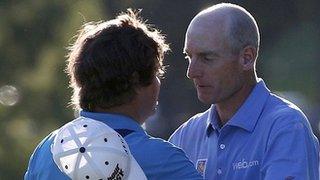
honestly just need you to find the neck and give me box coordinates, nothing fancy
[94,103,145,124]
[216,76,257,126]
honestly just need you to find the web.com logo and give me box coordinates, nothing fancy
[232,159,259,170]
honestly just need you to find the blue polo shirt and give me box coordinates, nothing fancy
[169,79,319,179]
[25,111,203,180]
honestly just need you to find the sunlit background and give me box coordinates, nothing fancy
[0,0,319,178]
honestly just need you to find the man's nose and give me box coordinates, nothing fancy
[186,58,202,79]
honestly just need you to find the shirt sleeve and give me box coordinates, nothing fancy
[24,154,35,180]
[159,147,204,180]
[24,131,70,180]
[24,133,52,180]
[261,119,320,180]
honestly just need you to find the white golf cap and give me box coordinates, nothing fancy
[51,117,147,180]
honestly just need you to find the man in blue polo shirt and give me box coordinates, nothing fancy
[169,3,319,180]
[25,9,202,180]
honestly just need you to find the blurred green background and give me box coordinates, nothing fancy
[0,0,319,179]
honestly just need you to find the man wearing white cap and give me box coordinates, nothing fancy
[51,117,147,180]
[25,9,202,180]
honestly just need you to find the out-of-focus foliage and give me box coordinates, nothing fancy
[0,0,319,179]
[0,0,106,178]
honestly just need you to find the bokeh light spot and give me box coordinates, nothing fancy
[0,85,20,106]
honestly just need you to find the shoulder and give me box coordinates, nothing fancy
[183,110,209,129]
[260,95,319,179]
[266,93,309,129]
[25,130,64,179]
[172,109,210,136]
[130,135,202,179]
[263,94,318,144]
[169,109,209,145]
[129,134,189,163]
[28,130,58,163]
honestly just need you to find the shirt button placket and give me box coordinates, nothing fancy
[220,144,225,150]
[217,143,225,177]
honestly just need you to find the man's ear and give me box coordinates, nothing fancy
[240,45,256,70]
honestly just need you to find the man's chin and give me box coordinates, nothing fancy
[198,96,214,105]
[149,105,158,117]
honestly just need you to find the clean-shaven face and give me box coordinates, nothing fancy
[184,13,244,104]
[139,75,161,119]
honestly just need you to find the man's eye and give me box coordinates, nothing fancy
[202,56,212,61]
[202,56,216,62]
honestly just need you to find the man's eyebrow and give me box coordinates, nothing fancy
[183,50,221,57]
[198,51,220,57]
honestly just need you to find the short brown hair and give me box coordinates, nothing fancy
[66,9,169,111]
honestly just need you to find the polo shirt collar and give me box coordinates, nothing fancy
[206,79,270,134]
[80,111,146,134]
[206,105,220,135]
